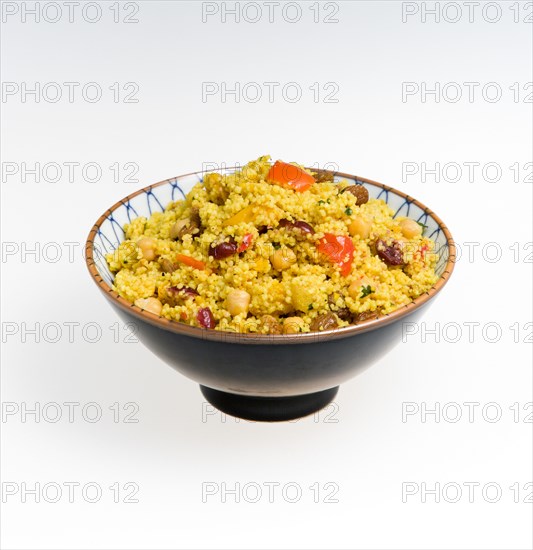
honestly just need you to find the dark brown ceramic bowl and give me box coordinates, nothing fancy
[86,167,455,421]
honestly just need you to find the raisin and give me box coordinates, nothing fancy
[260,315,282,335]
[168,286,199,299]
[189,207,202,233]
[354,311,379,323]
[310,313,339,332]
[278,219,293,228]
[278,219,315,235]
[341,185,369,205]
[292,221,315,235]
[197,307,215,329]
[334,307,352,322]
[327,294,352,322]
[375,239,404,266]
[313,170,335,183]
[209,239,238,259]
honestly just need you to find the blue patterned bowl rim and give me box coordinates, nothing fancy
[85,167,456,345]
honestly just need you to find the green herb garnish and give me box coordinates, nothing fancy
[416,221,428,235]
[272,242,281,250]
[360,285,374,298]
[345,207,353,216]
[318,200,326,205]
[308,304,314,311]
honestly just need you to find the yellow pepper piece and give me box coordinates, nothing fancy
[223,204,274,227]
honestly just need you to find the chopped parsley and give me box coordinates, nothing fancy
[308,304,314,310]
[416,221,428,235]
[272,242,281,250]
[345,207,353,216]
[360,285,374,298]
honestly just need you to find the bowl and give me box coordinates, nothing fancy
[85,167,455,421]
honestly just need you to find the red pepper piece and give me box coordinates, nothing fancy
[317,233,355,276]
[267,161,315,192]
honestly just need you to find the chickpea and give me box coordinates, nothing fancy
[137,237,157,261]
[283,316,305,334]
[134,297,163,316]
[226,289,251,316]
[348,217,372,239]
[399,218,422,239]
[348,281,360,300]
[270,247,297,270]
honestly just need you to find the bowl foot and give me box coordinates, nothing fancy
[200,385,339,422]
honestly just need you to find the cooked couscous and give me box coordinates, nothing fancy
[106,156,438,334]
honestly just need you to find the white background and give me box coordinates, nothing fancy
[1,1,532,549]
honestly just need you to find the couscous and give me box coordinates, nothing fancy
[106,156,438,334]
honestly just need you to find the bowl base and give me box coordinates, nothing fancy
[200,385,339,422]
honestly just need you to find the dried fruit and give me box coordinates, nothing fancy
[278,219,315,235]
[260,315,282,335]
[341,185,369,205]
[334,307,352,322]
[309,313,339,332]
[197,307,215,329]
[292,221,315,235]
[375,239,405,266]
[168,286,199,299]
[327,294,352,322]
[160,258,177,273]
[354,311,379,323]
[313,170,335,183]
[209,240,238,259]
[170,208,202,240]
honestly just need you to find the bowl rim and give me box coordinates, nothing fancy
[85,167,456,345]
